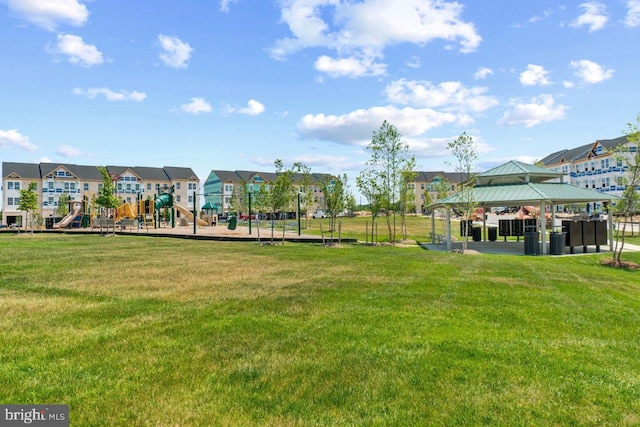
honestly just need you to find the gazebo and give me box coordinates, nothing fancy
[428,161,618,254]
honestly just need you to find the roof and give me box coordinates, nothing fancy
[164,166,198,180]
[541,135,629,166]
[476,160,564,185]
[430,182,617,208]
[2,162,42,179]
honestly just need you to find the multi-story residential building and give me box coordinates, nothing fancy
[539,136,638,210]
[1,162,200,227]
[413,171,466,214]
[203,169,331,214]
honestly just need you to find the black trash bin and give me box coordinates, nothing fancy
[472,226,482,242]
[524,226,539,255]
[549,232,565,255]
[488,227,497,241]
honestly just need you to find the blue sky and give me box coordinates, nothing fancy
[1,0,639,194]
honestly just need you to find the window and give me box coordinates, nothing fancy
[156,184,160,190]
[49,197,54,205]
[176,195,181,202]
[124,176,130,181]
[7,197,14,206]
[188,195,193,204]
[84,183,89,191]
[48,182,54,190]
[147,183,152,190]
[176,182,181,190]
[98,183,103,190]
[64,182,70,190]
[126,184,132,191]
[70,183,76,190]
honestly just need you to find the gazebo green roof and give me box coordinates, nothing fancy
[429,160,617,209]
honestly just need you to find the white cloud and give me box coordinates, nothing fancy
[39,157,52,163]
[563,81,575,88]
[233,99,266,116]
[314,55,386,78]
[519,64,551,86]
[48,34,103,67]
[158,34,193,69]
[625,0,640,27]
[56,145,82,157]
[3,0,88,31]
[384,79,499,113]
[73,87,146,102]
[297,105,469,146]
[528,8,553,24]
[570,59,614,83]
[0,129,37,152]
[406,56,421,69]
[474,67,493,80]
[570,2,608,32]
[269,0,481,77]
[497,94,568,128]
[176,97,212,115]
[219,0,238,13]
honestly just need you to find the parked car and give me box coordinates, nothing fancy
[312,210,326,219]
[494,206,519,215]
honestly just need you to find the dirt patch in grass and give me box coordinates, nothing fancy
[600,259,640,270]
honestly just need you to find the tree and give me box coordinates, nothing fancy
[320,174,347,244]
[398,169,417,241]
[95,167,121,235]
[356,168,384,245]
[18,182,38,233]
[357,120,416,243]
[56,194,70,218]
[611,114,640,266]
[295,162,314,229]
[447,132,479,253]
[271,159,297,244]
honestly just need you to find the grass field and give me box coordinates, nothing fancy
[1,233,640,425]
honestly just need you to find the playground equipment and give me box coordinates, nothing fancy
[53,201,86,229]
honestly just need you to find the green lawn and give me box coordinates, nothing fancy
[1,234,639,425]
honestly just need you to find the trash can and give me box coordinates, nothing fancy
[227,215,237,230]
[549,232,565,255]
[524,226,539,255]
[488,227,497,241]
[472,226,482,242]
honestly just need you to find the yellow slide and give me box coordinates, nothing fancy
[174,203,208,226]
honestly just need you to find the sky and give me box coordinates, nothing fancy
[1,0,639,200]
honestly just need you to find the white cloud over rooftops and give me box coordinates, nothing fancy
[570,2,608,32]
[384,79,499,114]
[47,34,103,67]
[297,105,470,147]
[3,0,89,31]
[497,94,568,128]
[0,129,37,152]
[158,34,193,69]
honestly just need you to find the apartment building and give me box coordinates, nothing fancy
[203,169,331,214]
[412,171,466,214]
[539,136,638,206]
[1,162,200,227]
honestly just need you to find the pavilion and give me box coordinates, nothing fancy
[427,161,618,254]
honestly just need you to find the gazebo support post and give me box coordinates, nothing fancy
[446,208,452,251]
[540,201,547,255]
[431,210,436,244]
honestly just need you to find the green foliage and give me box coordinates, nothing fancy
[320,174,348,238]
[357,120,416,243]
[447,132,479,251]
[95,167,120,212]
[18,182,38,232]
[56,194,70,217]
[612,114,640,265]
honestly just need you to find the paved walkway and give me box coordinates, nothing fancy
[420,239,640,256]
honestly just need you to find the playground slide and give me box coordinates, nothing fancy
[53,207,82,229]
[174,203,208,226]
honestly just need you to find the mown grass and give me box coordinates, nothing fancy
[1,234,640,425]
